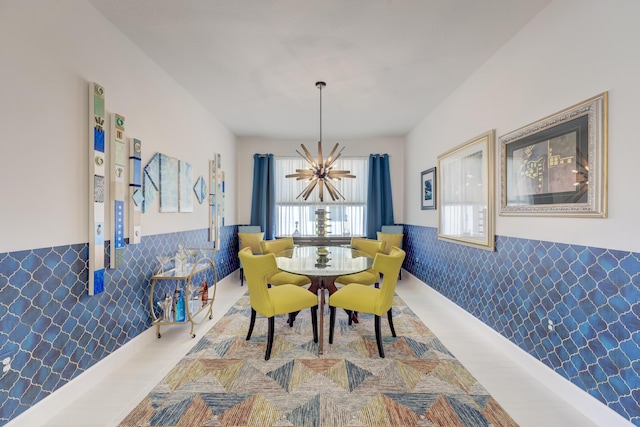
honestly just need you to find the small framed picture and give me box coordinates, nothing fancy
[421,167,436,210]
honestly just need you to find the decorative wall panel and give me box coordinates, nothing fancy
[178,160,193,212]
[193,176,206,204]
[142,152,159,213]
[88,82,105,295]
[209,154,224,247]
[159,153,178,212]
[129,138,142,244]
[110,114,126,269]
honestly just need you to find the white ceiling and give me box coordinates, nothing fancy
[89,0,551,140]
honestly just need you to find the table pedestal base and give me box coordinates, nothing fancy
[307,276,357,355]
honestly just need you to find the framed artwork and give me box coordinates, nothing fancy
[178,160,193,212]
[193,176,207,204]
[420,167,436,210]
[88,82,106,295]
[129,138,142,244]
[143,152,160,213]
[499,92,607,217]
[438,130,495,251]
[159,153,179,212]
[110,113,126,269]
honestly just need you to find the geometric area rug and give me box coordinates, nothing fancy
[118,294,519,427]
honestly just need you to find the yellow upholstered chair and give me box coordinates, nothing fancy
[260,237,311,288]
[328,247,406,358]
[334,237,385,287]
[239,247,318,360]
[238,226,263,286]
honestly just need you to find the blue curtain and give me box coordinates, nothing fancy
[366,154,394,238]
[250,154,276,240]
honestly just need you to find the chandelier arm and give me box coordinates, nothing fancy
[298,178,318,200]
[317,141,323,167]
[285,172,313,179]
[325,180,344,201]
[326,184,337,201]
[325,143,340,165]
[300,144,318,168]
[303,179,319,200]
[296,149,315,167]
[325,147,346,168]
[318,180,324,202]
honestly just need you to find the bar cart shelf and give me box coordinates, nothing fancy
[149,254,217,339]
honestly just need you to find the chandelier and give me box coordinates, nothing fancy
[286,81,355,202]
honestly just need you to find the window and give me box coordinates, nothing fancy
[274,156,368,237]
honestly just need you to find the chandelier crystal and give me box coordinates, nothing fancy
[285,82,355,202]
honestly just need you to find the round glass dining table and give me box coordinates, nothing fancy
[275,245,374,354]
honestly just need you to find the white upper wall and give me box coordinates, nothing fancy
[405,0,640,253]
[0,0,236,253]
[236,137,404,226]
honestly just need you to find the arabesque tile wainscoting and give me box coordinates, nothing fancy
[0,226,239,426]
[402,224,640,426]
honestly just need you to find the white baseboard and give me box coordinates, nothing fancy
[403,271,633,427]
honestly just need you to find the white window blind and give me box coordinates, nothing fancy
[274,156,368,237]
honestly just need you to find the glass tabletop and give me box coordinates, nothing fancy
[275,245,373,277]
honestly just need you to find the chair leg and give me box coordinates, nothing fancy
[288,311,300,327]
[387,308,396,337]
[329,306,336,344]
[375,315,385,358]
[265,316,275,360]
[246,308,256,340]
[311,306,318,343]
[351,311,359,324]
[347,309,353,326]
[240,267,244,286]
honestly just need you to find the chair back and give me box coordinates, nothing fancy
[238,225,263,254]
[378,225,404,255]
[260,237,294,255]
[351,237,386,258]
[373,247,406,314]
[238,247,277,317]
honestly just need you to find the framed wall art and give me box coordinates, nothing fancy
[421,167,436,210]
[159,153,179,212]
[438,130,495,251]
[178,160,193,213]
[89,82,106,295]
[499,92,607,217]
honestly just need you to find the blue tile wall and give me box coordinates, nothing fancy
[0,226,239,426]
[402,224,640,426]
